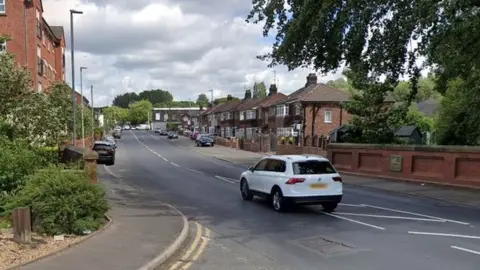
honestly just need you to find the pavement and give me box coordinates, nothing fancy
[21,157,186,270]
[109,131,480,270]
[169,135,480,209]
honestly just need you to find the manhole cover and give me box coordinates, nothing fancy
[294,236,357,257]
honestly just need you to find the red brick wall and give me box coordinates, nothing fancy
[0,0,65,91]
[303,103,351,137]
[327,143,480,188]
[276,144,327,156]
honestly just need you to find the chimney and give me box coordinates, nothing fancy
[244,89,252,100]
[268,84,278,96]
[305,73,318,87]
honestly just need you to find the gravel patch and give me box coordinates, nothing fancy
[0,232,85,270]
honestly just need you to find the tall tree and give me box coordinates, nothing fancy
[252,82,267,99]
[128,100,153,125]
[112,92,139,108]
[138,89,173,104]
[248,0,479,143]
[196,94,209,107]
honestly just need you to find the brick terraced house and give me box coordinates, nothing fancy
[0,0,67,92]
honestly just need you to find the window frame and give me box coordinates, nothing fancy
[324,110,332,123]
[0,0,5,14]
[0,40,6,53]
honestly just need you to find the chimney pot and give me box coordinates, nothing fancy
[268,84,278,96]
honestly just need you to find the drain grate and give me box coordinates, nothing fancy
[295,236,357,257]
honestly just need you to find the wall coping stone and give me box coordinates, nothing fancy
[327,143,480,153]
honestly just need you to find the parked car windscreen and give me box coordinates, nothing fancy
[93,144,114,151]
[292,160,336,175]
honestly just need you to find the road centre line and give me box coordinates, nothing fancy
[338,203,365,207]
[169,222,203,270]
[408,231,480,239]
[163,157,169,161]
[322,212,385,230]
[451,246,480,255]
[362,204,470,225]
[214,175,235,184]
[334,212,447,222]
[171,162,181,167]
[187,168,203,174]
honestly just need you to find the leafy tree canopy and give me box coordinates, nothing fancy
[128,100,153,125]
[196,94,210,108]
[248,0,479,143]
[252,82,267,99]
[112,89,173,108]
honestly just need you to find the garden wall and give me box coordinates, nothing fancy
[327,143,480,188]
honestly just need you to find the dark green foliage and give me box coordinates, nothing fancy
[4,167,109,235]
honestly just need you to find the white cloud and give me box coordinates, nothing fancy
[43,0,342,107]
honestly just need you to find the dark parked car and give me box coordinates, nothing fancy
[93,141,116,165]
[168,132,178,139]
[196,136,214,147]
[113,130,121,139]
[160,130,168,136]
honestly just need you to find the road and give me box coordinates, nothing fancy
[106,131,480,270]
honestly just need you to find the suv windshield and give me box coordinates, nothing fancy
[292,160,336,175]
[93,144,113,151]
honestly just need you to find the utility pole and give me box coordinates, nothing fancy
[91,85,94,139]
[80,67,87,147]
[209,89,213,106]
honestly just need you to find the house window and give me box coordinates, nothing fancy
[236,128,245,138]
[276,105,289,116]
[0,40,6,53]
[295,104,301,115]
[227,112,232,120]
[155,113,160,120]
[37,82,42,93]
[36,10,42,38]
[324,111,332,123]
[42,31,46,45]
[246,110,256,120]
[0,0,5,14]
[269,107,275,116]
[239,111,245,120]
[276,127,293,136]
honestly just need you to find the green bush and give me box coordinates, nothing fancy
[34,146,60,165]
[4,166,109,235]
[0,137,46,197]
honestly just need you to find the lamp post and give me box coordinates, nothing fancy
[80,66,87,147]
[70,9,83,146]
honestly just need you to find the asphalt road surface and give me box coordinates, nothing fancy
[107,131,480,270]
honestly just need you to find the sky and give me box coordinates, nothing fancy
[42,0,343,107]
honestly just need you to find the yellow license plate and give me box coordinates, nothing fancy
[310,183,327,189]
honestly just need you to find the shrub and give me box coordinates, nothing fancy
[0,137,46,197]
[33,146,60,165]
[4,166,109,235]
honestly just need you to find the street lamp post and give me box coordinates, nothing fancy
[70,9,83,146]
[80,66,87,147]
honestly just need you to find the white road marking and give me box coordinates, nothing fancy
[171,162,180,167]
[362,204,469,225]
[451,246,480,255]
[334,212,446,222]
[322,212,385,230]
[163,157,169,161]
[187,168,203,174]
[103,165,119,178]
[408,231,480,239]
[339,203,365,208]
[214,175,235,184]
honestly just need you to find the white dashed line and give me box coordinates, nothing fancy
[408,231,480,239]
[163,157,168,161]
[214,175,236,184]
[103,165,119,178]
[187,168,203,174]
[322,212,385,230]
[362,204,470,225]
[338,203,365,208]
[334,212,446,222]
[451,246,480,255]
[171,162,180,167]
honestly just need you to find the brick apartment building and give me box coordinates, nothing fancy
[0,0,67,93]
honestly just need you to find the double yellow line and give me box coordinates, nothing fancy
[169,222,211,270]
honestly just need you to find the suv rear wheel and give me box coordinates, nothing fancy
[322,202,338,213]
[272,188,287,212]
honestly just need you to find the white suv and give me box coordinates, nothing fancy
[239,155,343,212]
